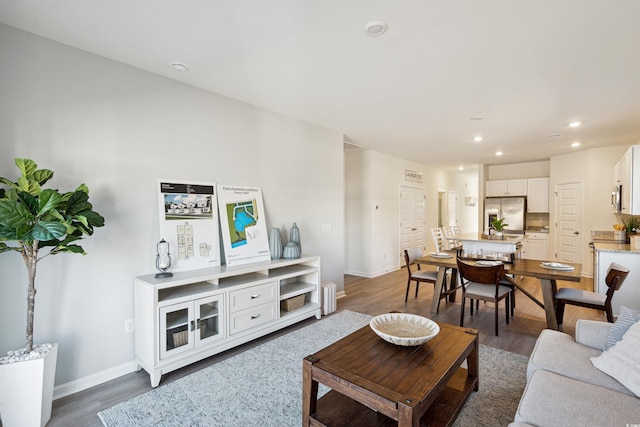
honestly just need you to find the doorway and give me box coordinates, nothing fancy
[400,186,426,257]
[555,182,582,263]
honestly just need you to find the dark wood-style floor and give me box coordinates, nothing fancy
[38,267,602,427]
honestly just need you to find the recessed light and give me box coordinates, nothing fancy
[171,62,188,72]
[473,136,483,142]
[571,141,581,147]
[495,151,503,156]
[364,20,387,36]
[458,166,465,171]
[569,121,581,128]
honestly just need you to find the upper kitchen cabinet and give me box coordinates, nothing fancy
[527,178,549,213]
[486,179,527,197]
[615,145,640,214]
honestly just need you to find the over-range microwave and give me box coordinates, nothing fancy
[612,184,622,212]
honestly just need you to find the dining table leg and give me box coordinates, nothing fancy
[430,267,447,314]
[539,278,559,330]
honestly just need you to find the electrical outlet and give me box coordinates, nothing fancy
[124,319,135,333]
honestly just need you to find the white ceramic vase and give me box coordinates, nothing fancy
[0,343,58,427]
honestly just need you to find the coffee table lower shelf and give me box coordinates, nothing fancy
[310,367,477,427]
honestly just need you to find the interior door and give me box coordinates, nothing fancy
[447,191,458,227]
[400,186,426,257]
[555,182,582,263]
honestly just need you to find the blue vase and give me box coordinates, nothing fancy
[269,228,283,260]
[289,222,301,253]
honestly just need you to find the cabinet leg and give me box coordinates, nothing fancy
[151,372,161,388]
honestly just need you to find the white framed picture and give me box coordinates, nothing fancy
[158,179,221,271]
[217,184,270,266]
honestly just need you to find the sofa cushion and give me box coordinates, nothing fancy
[514,370,640,427]
[603,306,640,350]
[592,320,640,397]
[527,329,633,395]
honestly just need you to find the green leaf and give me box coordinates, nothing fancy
[52,244,86,255]
[37,189,62,216]
[16,176,42,195]
[83,210,105,227]
[0,225,19,240]
[15,158,38,178]
[0,199,33,228]
[32,169,54,186]
[0,178,17,190]
[31,221,67,241]
[66,191,91,216]
[16,191,39,215]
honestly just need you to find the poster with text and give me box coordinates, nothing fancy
[158,179,221,271]
[217,184,270,266]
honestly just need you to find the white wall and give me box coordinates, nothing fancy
[344,149,478,277]
[550,145,629,275]
[488,160,550,180]
[0,25,344,388]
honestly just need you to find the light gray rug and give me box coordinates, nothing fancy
[99,310,528,427]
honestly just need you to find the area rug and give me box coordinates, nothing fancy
[99,310,528,427]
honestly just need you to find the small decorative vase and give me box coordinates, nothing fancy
[289,222,301,253]
[269,228,283,260]
[283,242,301,259]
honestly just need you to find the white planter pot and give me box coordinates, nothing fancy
[0,343,58,427]
[631,235,640,249]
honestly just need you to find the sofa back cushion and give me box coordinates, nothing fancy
[591,320,640,397]
[603,306,640,350]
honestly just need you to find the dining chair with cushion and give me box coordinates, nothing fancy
[555,262,629,327]
[457,258,513,336]
[403,248,447,307]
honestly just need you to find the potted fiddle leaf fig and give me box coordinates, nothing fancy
[0,158,105,427]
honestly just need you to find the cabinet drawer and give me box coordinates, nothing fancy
[526,233,548,240]
[229,282,277,312]
[229,302,277,335]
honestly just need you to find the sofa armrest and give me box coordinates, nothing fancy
[574,319,613,349]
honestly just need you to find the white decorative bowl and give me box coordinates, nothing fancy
[370,313,440,346]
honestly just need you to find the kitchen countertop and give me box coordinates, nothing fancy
[593,241,640,254]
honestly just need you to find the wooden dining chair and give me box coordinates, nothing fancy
[457,258,513,336]
[555,262,629,327]
[403,248,446,306]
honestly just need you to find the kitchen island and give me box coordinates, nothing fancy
[593,242,640,315]
[454,233,523,259]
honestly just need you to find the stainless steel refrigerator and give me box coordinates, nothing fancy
[484,197,526,234]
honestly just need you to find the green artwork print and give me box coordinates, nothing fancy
[225,200,258,248]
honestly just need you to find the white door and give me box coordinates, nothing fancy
[555,182,582,263]
[400,186,426,256]
[448,191,458,227]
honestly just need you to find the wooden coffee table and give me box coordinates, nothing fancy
[302,322,479,427]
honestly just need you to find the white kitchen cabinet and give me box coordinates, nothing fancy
[615,145,638,214]
[521,232,548,260]
[135,255,321,387]
[594,247,640,316]
[527,178,549,213]
[486,179,527,197]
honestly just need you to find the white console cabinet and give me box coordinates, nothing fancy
[135,255,321,387]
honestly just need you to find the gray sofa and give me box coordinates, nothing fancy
[510,319,640,427]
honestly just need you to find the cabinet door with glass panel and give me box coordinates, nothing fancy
[159,294,224,359]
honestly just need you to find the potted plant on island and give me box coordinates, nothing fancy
[491,217,509,238]
[622,216,640,248]
[0,158,105,427]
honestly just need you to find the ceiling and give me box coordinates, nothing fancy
[1,1,639,170]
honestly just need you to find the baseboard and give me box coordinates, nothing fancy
[336,291,346,299]
[53,360,138,400]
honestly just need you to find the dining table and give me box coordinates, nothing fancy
[417,253,582,330]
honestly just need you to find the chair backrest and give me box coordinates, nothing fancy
[604,263,629,299]
[431,228,449,251]
[404,247,422,277]
[451,225,461,237]
[457,258,505,295]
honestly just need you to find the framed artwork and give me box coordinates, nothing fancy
[217,184,270,266]
[158,179,221,271]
